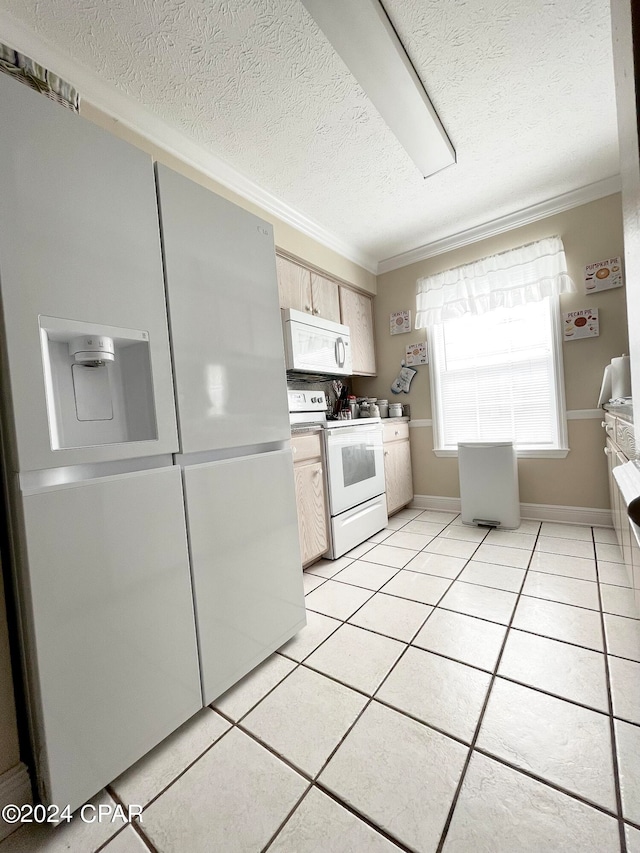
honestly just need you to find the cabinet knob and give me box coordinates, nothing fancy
[394,430,399,436]
[313,308,319,315]
[314,468,322,476]
[604,447,610,456]
[384,451,389,456]
[305,305,311,312]
[601,421,607,428]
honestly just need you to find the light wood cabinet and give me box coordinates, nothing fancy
[276,254,377,376]
[276,256,341,323]
[339,286,376,376]
[276,255,312,314]
[291,432,329,566]
[310,272,340,323]
[603,411,638,609]
[383,421,413,515]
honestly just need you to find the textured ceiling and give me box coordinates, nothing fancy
[0,0,620,266]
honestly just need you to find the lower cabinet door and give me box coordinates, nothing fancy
[20,466,202,810]
[183,449,306,705]
[384,440,414,515]
[294,460,328,565]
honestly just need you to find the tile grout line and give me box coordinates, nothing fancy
[112,515,611,851]
[259,783,314,853]
[255,516,626,851]
[102,785,159,853]
[259,511,482,851]
[470,745,622,821]
[593,525,628,853]
[434,520,543,853]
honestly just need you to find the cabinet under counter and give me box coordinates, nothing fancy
[291,430,330,566]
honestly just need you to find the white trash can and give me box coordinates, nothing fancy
[458,442,520,529]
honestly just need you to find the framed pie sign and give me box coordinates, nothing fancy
[390,310,411,335]
[584,257,623,293]
[563,308,599,340]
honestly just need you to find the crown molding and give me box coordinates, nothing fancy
[0,11,378,275]
[378,175,623,274]
[0,11,623,282]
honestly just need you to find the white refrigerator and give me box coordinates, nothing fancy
[155,164,306,704]
[0,72,202,812]
[0,71,304,811]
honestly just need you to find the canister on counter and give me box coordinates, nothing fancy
[378,399,389,417]
[389,403,403,418]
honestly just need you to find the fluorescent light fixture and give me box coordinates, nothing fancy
[300,0,455,178]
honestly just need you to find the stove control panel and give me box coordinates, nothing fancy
[287,389,328,413]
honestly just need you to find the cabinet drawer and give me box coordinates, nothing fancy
[616,419,636,459]
[383,421,409,443]
[291,432,322,464]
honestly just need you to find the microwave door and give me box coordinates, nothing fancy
[284,317,351,376]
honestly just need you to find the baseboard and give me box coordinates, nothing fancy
[0,763,32,841]
[410,495,613,527]
[410,495,461,512]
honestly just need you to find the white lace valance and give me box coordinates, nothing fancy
[415,235,575,327]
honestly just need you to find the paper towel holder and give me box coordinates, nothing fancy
[598,353,631,406]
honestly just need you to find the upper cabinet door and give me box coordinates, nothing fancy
[276,256,312,314]
[310,273,341,323]
[0,73,178,471]
[339,287,377,376]
[156,164,291,453]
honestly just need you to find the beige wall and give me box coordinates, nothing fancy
[355,194,628,509]
[80,103,377,296]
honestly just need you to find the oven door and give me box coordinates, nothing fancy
[324,423,386,515]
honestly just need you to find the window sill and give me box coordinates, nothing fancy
[433,448,570,459]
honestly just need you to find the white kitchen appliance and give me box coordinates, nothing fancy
[0,73,202,811]
[282,308,353,376]
[155,164,305,705]
[0,72,304,812]
[289,391,387,557]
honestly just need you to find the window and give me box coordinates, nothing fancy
[415,236,574,458]
[429,296,568,456]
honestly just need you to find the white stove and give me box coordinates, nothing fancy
[288,389,381,427]
[288,390,388,558]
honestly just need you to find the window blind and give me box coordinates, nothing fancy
[430,297,566,452]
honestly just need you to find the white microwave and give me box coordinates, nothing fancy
[282,308,352,376]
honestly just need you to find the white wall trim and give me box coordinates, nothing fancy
[0,11,378,275]
[410,495,461,512]
[410,495,613,527]
[0,763,32,842]
[432,448,570,459]
[567,409,604,420]
[378,176,622,274]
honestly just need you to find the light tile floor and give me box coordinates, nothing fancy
[3,512,640,852]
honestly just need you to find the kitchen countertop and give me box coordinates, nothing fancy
[291,416,410,435]
[604,401,633,423]
[290,424,324,435]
